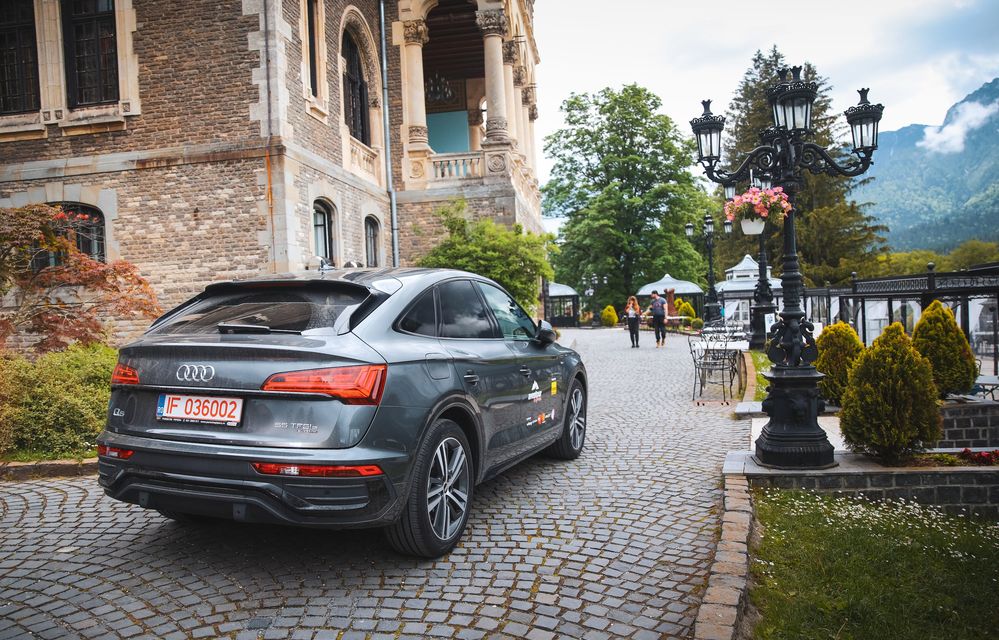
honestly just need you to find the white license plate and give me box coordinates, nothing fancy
[156,394,243,426]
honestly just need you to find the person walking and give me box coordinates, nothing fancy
[624,296,642,348]
[648,290,668,348]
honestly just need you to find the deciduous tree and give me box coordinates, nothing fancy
[0,204,160,352]
[543,84,708,310]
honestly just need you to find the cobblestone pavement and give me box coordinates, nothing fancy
[0,329,750,640]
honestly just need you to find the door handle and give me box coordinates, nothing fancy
[463,371,480,385]
[519,366,531,377]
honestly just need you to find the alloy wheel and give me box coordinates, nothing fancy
[569,386,586,450]
[426,436,470,540]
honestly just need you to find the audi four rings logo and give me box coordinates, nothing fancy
[176,364,215,382]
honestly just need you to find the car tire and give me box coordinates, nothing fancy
[545,379,586,460]
[386,418,474,558]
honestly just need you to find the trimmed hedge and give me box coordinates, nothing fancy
[0,343,117,458]
[691,317,705,330]
[814,321,864,406]
[600,305,619,327]
[840,323,941,464]
[912,300,977,397]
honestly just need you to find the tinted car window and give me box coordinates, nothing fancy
[438,280,497,339]
[399,288,437,336]
[477,282,536,340]
[152,287,366,334]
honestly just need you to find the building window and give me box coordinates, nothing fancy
[364,216,379,267]
[62,0,119,108]
[342,31,369,145]
[0,0,40,115]
[32,203,106,270]
[306,0,319,97]
[313,200,335,265]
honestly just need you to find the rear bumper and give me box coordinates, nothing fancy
[97,431,411,528]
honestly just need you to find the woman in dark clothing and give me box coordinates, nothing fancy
[624,296,642,348]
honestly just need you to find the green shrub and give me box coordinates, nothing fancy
[814,321,864,406]
[600,304,618,327]
[1,343,117,458]
[678,301,696,319]
[691,317,704,330]
[840,323,941,464]
[912,300,977,397]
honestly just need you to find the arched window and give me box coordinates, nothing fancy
[364,216,379,267]
[313,200,336,265]
[32,203,106,270]
[342,31,369,145]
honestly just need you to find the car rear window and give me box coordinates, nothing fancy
[151,287,368,335]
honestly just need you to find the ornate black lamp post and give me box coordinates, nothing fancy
[691,66,883,468]
[686,214,731,322]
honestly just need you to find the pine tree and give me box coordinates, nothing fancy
[911,300,977,397]
[840,323,941,463]
[814,322,864,406]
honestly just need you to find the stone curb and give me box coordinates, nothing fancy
[0,458,98,481]
[693,475,753,640]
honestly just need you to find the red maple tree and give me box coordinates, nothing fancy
[1,204,160,352]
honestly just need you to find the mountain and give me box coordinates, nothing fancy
[852,78,999,252]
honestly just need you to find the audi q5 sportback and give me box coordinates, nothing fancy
[98,268,587,557]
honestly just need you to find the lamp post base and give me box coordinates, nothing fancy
[755,365,837,469]
[704,301,721,323]
[749,302,777,349]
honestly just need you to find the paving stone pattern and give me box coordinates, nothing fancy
[0,329,749,639]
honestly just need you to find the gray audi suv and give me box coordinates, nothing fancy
[98,268,587,557]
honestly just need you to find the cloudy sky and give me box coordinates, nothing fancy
[531,0,999,185]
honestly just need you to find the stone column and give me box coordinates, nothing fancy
[502,41,520,146]
[476,9,508,143]
[468,109,483,151]
[403,20,429,148]
[528,103,539,170]
[521,84,536,168]
[514,66,530,160]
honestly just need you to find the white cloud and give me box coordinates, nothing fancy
[917,100,999,153]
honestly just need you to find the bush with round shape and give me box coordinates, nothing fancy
[814,321,864,406]
[600,305,618,327]
[678,301,696,319]
[840,323,941,464]
[691,318,704,330]
[911,300,977,397]
[3,343,117,457]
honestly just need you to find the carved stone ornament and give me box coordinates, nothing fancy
[408,125,429,142]
[403,20,429,45]
[485,116,507,133]
[513,66,526,87]
[410,159,425,178]
[368,93,380,109]
[475,10,507,37]
[467,110,484,126]
[529,105,538,121]
[487,153,507,173]
[521,86,535,106]
[502,41,519,65]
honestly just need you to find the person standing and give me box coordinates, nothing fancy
[648,290,667,348]
[624,296,642,348]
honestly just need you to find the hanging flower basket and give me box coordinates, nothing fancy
[724,187,791,235]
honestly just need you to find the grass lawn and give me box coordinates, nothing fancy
[749,349,771,401]
[751,490,999,640]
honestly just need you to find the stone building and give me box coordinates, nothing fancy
[0,0,542,330]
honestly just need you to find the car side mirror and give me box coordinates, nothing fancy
[535,320,557,346]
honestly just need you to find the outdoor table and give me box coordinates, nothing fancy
[976,375,999,401]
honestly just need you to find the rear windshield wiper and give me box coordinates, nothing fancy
[217,322,300,335]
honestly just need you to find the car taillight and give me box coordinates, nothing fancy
[261,364,386,404]
[111,362,140,385]
[251,462,383,477]
[97,444,134,460]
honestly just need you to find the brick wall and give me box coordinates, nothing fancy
[936,402,999,449]
[749,470,999,519]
